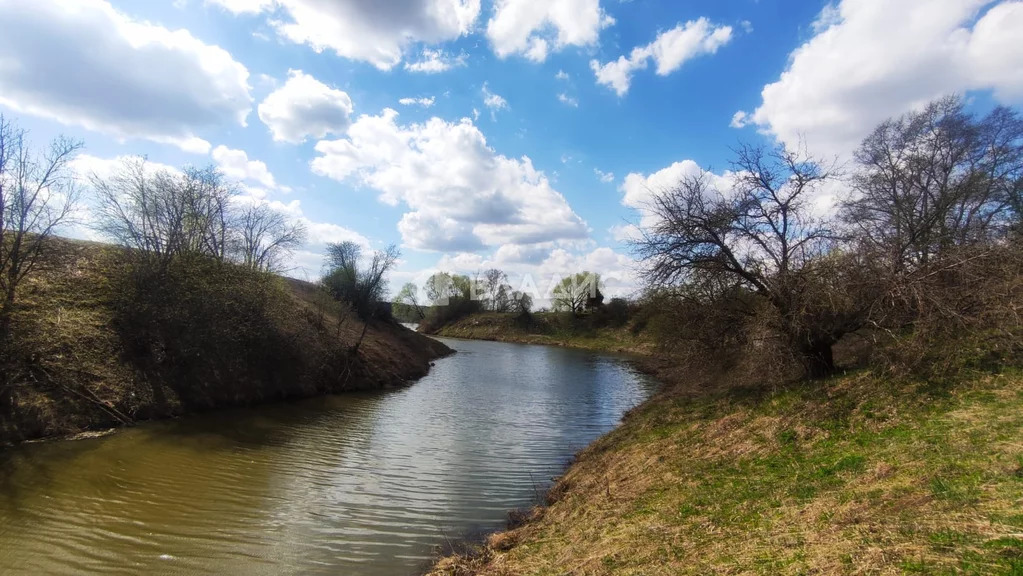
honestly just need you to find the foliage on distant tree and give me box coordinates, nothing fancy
[511,290,533,315]
[418,271,481,332]
[478,268,508,311]
[425,272,473,305]
[552,272,602,314]
[394,281,426,321]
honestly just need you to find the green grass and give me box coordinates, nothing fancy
[432,368,1023,575]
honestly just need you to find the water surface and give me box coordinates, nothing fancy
[0,337,655,575]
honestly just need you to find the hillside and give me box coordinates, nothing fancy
[0,237,451,445]
[432,367,1023,575]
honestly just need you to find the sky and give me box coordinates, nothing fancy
[1,0,1021,301]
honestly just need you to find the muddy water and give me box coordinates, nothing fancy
[0,337,655,575]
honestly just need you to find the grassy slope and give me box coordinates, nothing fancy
[432,312,656,356]
[0,237,451,444]
[429,310,1023,575]
[433,368,1023,575]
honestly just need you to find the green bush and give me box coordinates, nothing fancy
[419,296,482,333]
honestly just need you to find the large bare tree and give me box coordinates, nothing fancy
[0,115,82,339]
[845,95,1022,271]
[635,144,862,377]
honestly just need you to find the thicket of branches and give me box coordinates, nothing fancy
[93,157,305,275]
[321,241,399,322]
[636,95,1022,381]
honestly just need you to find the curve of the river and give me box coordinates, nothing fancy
[0,336,656,575]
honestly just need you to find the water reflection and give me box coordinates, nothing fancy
[0,337,656,575]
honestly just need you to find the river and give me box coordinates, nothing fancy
[0,337,656,575]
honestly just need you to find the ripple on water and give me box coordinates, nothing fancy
[0,338,656,575]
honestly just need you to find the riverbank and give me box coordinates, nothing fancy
[431,364,1023,574]
[0,237,452,446]
[430,312,656,356]
[426,309,1023,574]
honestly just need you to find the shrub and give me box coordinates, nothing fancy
[321,241,399,320]
[587,297,631,329]
[868,244,1023,382]
[114,255,302,407]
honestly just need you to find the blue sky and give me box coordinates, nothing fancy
[1,0,1020,299]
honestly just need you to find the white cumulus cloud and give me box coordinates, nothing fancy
[258,70,354,143]
[211,145,277,189]
[591,17,733,96]
[729,110,751,129]
[487,0,615,62]
[310,109,589,252]
[0,0,252,154]
[748,0,1023,158]
[620,159,734,228]
[210,0,480,70]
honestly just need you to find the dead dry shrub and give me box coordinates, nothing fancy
[868,243,1023,381]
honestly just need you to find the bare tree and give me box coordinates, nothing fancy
[321,242,399,353]
[92,158,177,266]
[235,202,306,273]
[322,241,400,320]
[845,95,1022,271]
[182,165,234,260]
[635,144,860,377]
[363,244,401,305]
[92,158,236,270]
[0,115,82,339]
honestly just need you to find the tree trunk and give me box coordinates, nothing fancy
[802,338,836,379]
[0,287,15,345]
